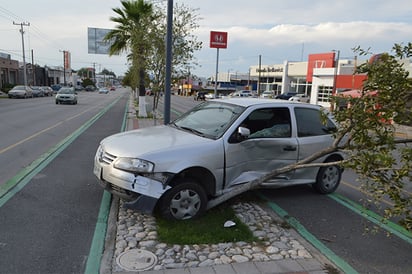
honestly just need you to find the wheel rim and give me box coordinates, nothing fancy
[169,189,201,220]
[320,166,340,190]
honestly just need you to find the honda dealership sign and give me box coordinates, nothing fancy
[210,31,228,49]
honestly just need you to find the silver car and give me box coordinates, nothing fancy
[8,85,33,98]
[55,87,78,104]
[94,98,344,220]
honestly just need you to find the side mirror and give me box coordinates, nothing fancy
[238,126,250,140]
[228,126,251,143]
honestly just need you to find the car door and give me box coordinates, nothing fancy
[293,106,337,179]
[224,107,298,188]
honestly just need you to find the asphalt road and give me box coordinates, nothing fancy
[0,89,130,273]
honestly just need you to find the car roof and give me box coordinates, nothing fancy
[212,97,317,108]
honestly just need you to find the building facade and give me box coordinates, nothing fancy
[0,53,19,89]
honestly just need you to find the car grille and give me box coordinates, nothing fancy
[100,150,117,164]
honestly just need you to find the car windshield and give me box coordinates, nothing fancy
[58,88,74,94]
[171,101,245,139]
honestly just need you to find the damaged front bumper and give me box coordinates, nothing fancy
[94,156,171,214]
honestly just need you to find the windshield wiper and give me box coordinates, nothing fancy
[179,126,205,136]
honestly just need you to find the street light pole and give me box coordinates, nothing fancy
[164,0,173,124]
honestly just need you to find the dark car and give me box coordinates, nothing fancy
[85,85,96,92]
[194,91,206,101]
[31,86,45,97]
[275,92,297,100]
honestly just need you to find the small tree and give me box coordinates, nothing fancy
[208,43,412,231]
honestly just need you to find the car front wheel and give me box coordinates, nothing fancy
[313,164,342,194]
[159,180,207,220]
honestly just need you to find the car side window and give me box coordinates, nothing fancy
[243,108,291,138]
[294,107,336,137]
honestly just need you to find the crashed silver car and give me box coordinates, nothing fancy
[94,98,344,220]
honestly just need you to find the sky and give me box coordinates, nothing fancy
[1,0,412,78]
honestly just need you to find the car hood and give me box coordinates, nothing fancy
[100,125,213,157]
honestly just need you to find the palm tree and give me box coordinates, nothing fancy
[105,0,154,117]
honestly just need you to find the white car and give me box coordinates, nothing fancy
[94,98,343,220]
[260,91,275,99]
[289,94,310,103]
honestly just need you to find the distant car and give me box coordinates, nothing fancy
[275,92,297,100]
[289,94,310,103]
[85,85,96,92]
[194,91,206,101]
[74,85,84,91]
[8,85,33,98]
[41,86,53,96]
[31,86,45,97]
[205,93,220,99]
[55,87,77,104]
[230,90,253,97]
[260,91,275,99]
[51,84,62,92]
[110,86,116,91]
[98,87,109,94]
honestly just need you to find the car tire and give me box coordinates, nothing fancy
[56,101,59,104]
[159,180,207,220]
[313,164,342,194]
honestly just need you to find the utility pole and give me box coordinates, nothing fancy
[13,21,30,86]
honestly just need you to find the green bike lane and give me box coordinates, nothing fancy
[0,93,129,274]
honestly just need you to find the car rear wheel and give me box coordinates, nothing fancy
[159,180,207,220]
[313,164,341,194]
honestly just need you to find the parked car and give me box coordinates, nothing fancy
[230,90,253,97]
[31,86,45,97]
[85,85,96,92]
[94,98,344,220]
[74,85,84,91]
[98,87,109,94]
[194,91,206,101]
[8,85,33,98]
[41,86,53,96]
[260,90,275,99]
[289,94,310,103]
[51,84,62,93]
[55,87,78,104]
[275,92,297,100]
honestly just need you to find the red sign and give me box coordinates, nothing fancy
[210,31,228,49]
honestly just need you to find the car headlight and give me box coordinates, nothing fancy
[114,158,154,173]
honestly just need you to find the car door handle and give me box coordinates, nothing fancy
[283,145,297,151]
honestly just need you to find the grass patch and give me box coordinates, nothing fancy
[156,203,258,245]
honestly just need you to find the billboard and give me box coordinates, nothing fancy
[210,31,228,49]
[88,27,114,55]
